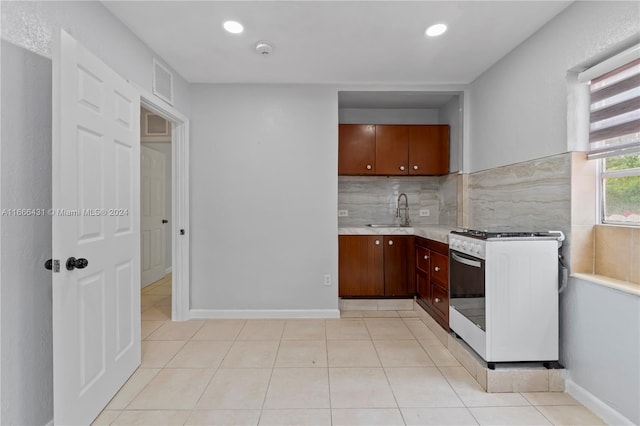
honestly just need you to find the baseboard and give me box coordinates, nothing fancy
[189,309,340,319]
[565,378,635,426]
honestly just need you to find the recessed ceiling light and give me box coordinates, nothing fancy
[425,24,447,37]
[223,20,244,34]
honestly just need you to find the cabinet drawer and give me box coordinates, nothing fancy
[431,252,449,284]
[416,246,431,273]
[431,284,449,318]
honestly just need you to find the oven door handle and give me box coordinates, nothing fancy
[451,252,482,268]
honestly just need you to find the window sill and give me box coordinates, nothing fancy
[571,272,640,297]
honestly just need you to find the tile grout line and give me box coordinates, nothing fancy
[374,312,407,425]
[256,321,286,422]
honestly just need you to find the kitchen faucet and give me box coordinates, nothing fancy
[396,193,410,226]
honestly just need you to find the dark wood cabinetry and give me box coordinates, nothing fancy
[338,235,384,296]
[415,236,450,330]
[338,124,449,176]
[383,235,415,297]
[375,125,409,175]
[338,124,376,175]
[339,235,415,297]
[408,125,449,176]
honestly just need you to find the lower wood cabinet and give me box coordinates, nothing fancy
[415,236,450,330]
[339,235,415,297]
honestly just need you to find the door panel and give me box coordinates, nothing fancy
[375,125,408,175]
[141,145,166,286]
[383,236,415,296]
[338,235,384,296]
[53,30,140,426]
[408,125,449,175]
[338,124,376,175]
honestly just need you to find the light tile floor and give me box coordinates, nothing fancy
[94,278,605,425]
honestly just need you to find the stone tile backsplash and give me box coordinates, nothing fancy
[338,176,442,227]
[466,153,571,232]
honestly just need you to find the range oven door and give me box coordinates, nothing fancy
[449,250,485,330]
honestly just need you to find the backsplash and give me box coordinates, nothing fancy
[438,174,458,226]
[338,176,441,226]
[466,153,571,232]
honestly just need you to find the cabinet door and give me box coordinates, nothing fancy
[338,235,384,296]
[375,125,409,175]
[416,271,430,301]
[338,124,376,175]
[383,236,415,296]
[408,125,449,175]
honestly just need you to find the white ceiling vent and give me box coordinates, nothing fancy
[152,58,174,105]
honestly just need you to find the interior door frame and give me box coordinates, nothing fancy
[136,85,190,321]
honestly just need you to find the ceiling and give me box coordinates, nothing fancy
[103,1,573,85]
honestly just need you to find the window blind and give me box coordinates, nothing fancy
[580,46,640,159]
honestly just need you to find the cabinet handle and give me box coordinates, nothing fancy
[413,165,419,170]
[388,240,394,246]
[374,240,380,245]
[424,255,429,260]
[434,297,441,303]
[399,165,405,171]
[434,266,440,272]
[366,164,372,170]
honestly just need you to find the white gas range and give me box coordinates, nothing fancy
[448,229,565,365]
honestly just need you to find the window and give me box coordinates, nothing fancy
[600,154,640,224]
[580,45,640,226]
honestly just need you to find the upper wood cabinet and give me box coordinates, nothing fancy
[408,125,449,176]
[375,125,409,175]
[339,124,449,176]
[338,124,376,175]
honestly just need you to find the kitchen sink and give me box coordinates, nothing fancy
[366,224,412,228]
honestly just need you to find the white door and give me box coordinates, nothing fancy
[52,30,141,425]
[141,145,166,286]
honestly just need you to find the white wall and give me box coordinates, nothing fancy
[468,1,640,173]
[339,108,439,124]
[142,143,172,273]
[562,277,640,425]
[189,84,339,314]
[467,1,640,423]
[1,0,190,115]
[1,2,191,424]
[1,40,53,426]
[439,96,462,173]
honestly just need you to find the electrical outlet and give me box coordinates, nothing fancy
[323,274,332,286]
[419,209,430,217]
[338,210,348,217]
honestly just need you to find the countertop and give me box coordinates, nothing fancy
[338,225,456,244]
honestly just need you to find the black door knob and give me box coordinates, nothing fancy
[66,257,88,271]
[162,219,168,224]
[45,259,53,270]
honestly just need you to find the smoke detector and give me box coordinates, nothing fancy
[255,41,274,56]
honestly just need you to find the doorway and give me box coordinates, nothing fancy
[140,107,173,322]
[138,93,190,322]
[141,107,172,288]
